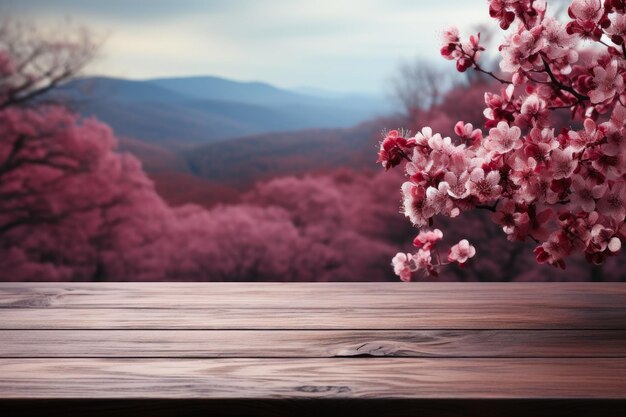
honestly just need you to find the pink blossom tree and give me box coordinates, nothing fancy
[0,21,178,281]
[379,0,626,280]
[0,104,182,280]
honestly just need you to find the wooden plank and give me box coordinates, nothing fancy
[3,306,626,329]
[0,358,625,399]
[3,399,626,417]
[2,330,626,358]
[2,283,626,309]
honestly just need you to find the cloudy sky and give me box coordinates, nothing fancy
[1,0,491,93]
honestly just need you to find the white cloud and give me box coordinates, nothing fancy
[4,0,492,93]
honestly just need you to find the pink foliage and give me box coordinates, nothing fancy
[0,105,175,280]
[379,0,626,280]
[0,107,406,281]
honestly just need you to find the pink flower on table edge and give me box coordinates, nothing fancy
[448,239,476,265]
[392,249,435,281]
[391,252,414,282]
[413,248,434,271]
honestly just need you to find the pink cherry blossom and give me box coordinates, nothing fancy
[570,175,604,212]
[596,182,626,222]
[492,199,530,241]
[377,130,415,171]
[414,249,434,271]
[380,0,625,280]
[448,239,476,265]
[588,60,625,104]
[392,252,414,282]
[549,148,577,180]
[486,121,522,154]
[413,229,443,251]
[567,118,600,152]
[518,94,549,127]
[401,182,434,227]
[535,231,571,269]
[589,144,625,179]
[589,224,622,253]
[542,17,578,68]
[469,168,502,201]
[443,171,471,199]
[569,0,604,23]
[606,12,626,44]
[499,26,545,75]
[428,181,460,218]
[454,121,483,143]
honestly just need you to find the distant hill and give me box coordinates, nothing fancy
[184,119,389,188]
[150,76,307,106]
[55,76,392,148]
[117,137,191,173]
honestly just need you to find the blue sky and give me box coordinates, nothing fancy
[1,0,491,93]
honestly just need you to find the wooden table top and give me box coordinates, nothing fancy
[1,282,625,416]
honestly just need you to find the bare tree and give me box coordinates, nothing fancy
[391,58,457,118]
[0,18,99,109]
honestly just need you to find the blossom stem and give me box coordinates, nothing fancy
[476,201,499,212]
[541,57,589,102]
[474,64,513,85]
[528,234,540,244]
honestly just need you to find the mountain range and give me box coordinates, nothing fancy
[57,75,392,147]
[49,74,397,207]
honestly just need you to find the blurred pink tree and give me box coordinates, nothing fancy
[0,103,406,281]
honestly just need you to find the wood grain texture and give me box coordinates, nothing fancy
[1,358,625,399]
[1,282,625,415]
[3,306,626,329]
[2,330,626,358]
[2,282,626,309]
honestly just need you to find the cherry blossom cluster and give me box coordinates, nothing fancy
[380,0,626,280]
